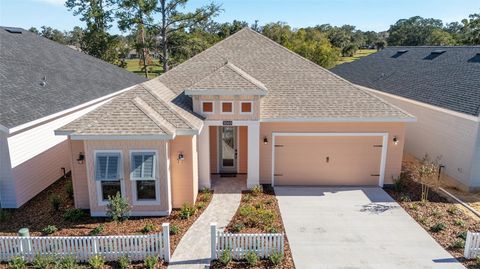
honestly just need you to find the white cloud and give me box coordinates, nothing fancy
[34,0,65,6]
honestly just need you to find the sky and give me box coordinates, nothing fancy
[0,0,479,33]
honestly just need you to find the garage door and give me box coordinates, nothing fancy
[273,135,384,186]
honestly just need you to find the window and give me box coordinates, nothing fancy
[240,102,252,113]
[202,102,213,113]
[131,152,158,202]
[95,152,122,201]
[221,102,233,113]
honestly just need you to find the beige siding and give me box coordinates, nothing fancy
[238,126,248,174]
[260,122,405,185]
[369,90,480,190]
[70,140,89,209]
[0,132,15,207]
[192,95,260,121]
[84,140,171,215]
[170,135,198,208]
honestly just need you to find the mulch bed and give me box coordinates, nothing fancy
[0,175,213,268]
[386,167,480,269]
[211,185,295,269]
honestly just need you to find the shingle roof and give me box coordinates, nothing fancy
[0,26,147,129]
[331,46,480,117]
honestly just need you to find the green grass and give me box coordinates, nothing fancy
[334,49,377,66]
[125,59,163,79]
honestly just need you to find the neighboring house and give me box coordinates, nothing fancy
[56,28,414,217]
[332,46,480,192]
[127,49,138,59]
[0,27,147,208]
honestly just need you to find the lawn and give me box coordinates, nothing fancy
[386,162,480,269]
[334,49,377,66]
[125,59,163,79]
[211,185,295,269]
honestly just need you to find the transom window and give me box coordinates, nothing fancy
[221,102,233,113]
[95,152,122,201]
[131,152,159,202]
[241,102,252,113]
[202,102,213,113]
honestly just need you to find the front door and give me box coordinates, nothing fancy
[219,126,237,173]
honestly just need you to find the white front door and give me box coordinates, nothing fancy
[219,126,237,173]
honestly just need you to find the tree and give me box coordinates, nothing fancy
[341,44,358,57]
[40,26,68,44]
[461,13,480,45]
[387,16,444,46]
[156,0,222,72]
[410,155,441,202]
[426,29,455,45]
[68,26,84,47]
[28,27,39,34]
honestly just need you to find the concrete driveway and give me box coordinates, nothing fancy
[275,187,465,269]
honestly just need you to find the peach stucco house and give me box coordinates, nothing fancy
[56,28,415,216]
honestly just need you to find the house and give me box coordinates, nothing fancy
[0,27,147,208]
[332,46,480,192]
[55,28,414,217]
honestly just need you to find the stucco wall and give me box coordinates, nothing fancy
[70,140,89,209]
[259,122,406,185]
[169,135,198,208]
[192,95,260,121]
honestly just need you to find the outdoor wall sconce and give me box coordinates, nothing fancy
[77,152,85,164]
[393,136,399,145]
[178,152,185,162]
[263,136,268,145]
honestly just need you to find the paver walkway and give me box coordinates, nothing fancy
[167,177,245,269]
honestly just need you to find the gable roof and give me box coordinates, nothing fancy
[0,26,147,130]
[331,46,480,117]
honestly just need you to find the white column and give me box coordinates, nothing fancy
[247,122,260,188]
[198,123,211,188]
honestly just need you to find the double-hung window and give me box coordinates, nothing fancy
[95,152,122,201]
[131,152,158,202]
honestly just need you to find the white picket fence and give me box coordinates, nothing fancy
[210,223,284,260]
[464,231,480,259]
[0,223,170,263]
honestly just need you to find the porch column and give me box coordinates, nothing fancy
[198,124,211,188]
[247,122,260,188]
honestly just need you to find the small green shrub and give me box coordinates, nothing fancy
[430,209,442,217]
[170,224,180,235]
[251,185,263,196]
[418,217,428,225]
[201,187,211,194]
[267,226,278,233]
[430,223,446,233]
[88,255,105,269]
[265,199,274,205]
[50,194,61,211]
[454,219,465,227]
[9,256,26,269]
[56,256,77,269]
[141,223,156,234]
[232,222,245,233]
[451,239,465,249]
[218,250,232,265]
[257,209,275,227]
[0,208,10,222]
[457,231,468,240]
[180,203,196,219]
[393,177,406,192]
[42,225,58,235]
[447,206,460,215]
[118,256,129,269]
[144,255,157,269]
[106,192,131,222]
[89,224,105,236]
[245,251,258,266]
[33,254,55,269]
[242,194,252,202]
[409,204,418,210]
[201,192,212,202]
[63,208,85,222]
[196,202,206,210]
[399,194,411,202]
[66,181,74,199]
[239,205,256,217]
[269,251,284,266]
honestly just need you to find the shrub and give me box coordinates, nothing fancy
[430,223,446,233]
[201,187,211,194]
[451,239,465,249]
[251,185,263,196]
[457,231,468,240]
[89,224,105,236]
[63,208,85,222]
[399,194,411,202]
[0,208,9,222]
[88,255,105,269]
[418,217,428,225]
[56,256,77,269]
[409,204,418,211]
[180,203,196,219]
[242,194,252,202]
[141,223,156,234]
[66,181,74,199]
[50,194,61,211]
[269,252,283,266]
[430,209,442,217]
[257,209,275,227]
[196,202,206,210]
[42,225,58,235]
[232,222,245,233]
[447,206,460,215]
[144,255,157,269]
[245,251,258,266]
[9,256,26,269]
[265,199,274,206]
[33,254,55,269]
[201,192,212,202]
[118,256,129,269]
[239,205,256,217]
[267,226,278,233]
[218,250,232,265]
[106,192,131,222]
[393,177,406,192]
[170,224,180,235]
[454,219,465,227]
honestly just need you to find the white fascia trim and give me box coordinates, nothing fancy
[176,129,199,136]
[185,89,267,96]
[70,134,174,141]
[271,132,389,188]
[260,117,416,123]
[357,85,480,122]
[54,130,74,136]
[8,85,136,135]
[91,210,170,217]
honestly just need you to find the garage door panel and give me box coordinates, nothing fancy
[274,136,382,186]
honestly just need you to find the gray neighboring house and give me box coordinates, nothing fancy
[332,46,480,191]
[0,27,147,208]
